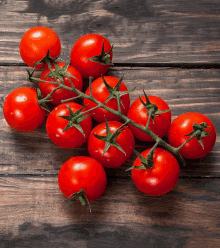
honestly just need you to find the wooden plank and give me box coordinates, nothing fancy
[0,66,219,176]
[0,0,220,64]
[0,176,219,247]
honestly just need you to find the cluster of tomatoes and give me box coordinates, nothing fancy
[3,27,217,209]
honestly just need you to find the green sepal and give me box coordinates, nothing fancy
[140,90,171,122]
[126,141,159,171]
[93,118,127,156]
[102,76,134,110]
[33,49,57,67]
[66,189,91,212]
[88,42,113,66]
[185,122,210,149]
[58,104,89,136]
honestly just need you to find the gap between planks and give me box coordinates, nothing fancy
[0,62,220,69]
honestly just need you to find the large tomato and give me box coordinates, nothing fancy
[127,95,171,141]
[168,112,216,159]
[88,121,135,168]
[3,87,46,132]
[83,76,130,123]
[38,62,83,105]
[58,156,107,203]
[46,102,92,148]
[131,148,180,196]
[20,26,61,69]
[70,33,113,78]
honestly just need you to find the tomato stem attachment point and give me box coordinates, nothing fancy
[66,189,91,212]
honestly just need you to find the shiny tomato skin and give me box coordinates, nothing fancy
[88,121,135,168]
[168,112,216,159]
[83,76,130,123]
[127,95,171,141]
[70,33,113,78]
[20,26,61,69]
[131,148,180,196]
[46,102,92,148]
[3,87,46,132]
[58,156,107,202]
[39,62,83,105]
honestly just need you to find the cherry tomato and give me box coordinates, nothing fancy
[83,76,130,123]
[168,112,216,159]
[58,156,107,202]
[131,148,180,196]
[46,102,92,148]
[20,26,61,69]
[88,121,135,168]
[70,33,113,78]
[38,62,83,105]
[3,87,46,132]
[127,95,171,141]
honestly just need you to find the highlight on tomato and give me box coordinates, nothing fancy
[46,102,92,149]
[127,93,171,141]
[168,112,216,159]
[3,87,47,132]
[88,120,135,168]
[20,26,61,69]
[38,62,83,105]
[58,156,107,209]
[70,33,113,78]
[83,76,131,123]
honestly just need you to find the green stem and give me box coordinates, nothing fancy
[175,130,201,152]
[29,66,186,165]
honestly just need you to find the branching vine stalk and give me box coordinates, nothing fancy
[27,60,206,167]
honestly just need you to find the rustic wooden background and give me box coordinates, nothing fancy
[0,0,219,247]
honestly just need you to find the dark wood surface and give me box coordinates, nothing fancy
[0,1,220,247]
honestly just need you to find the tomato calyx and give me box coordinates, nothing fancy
[45,62,78,85]
[33,49,58,68]
[126,141,159,171]
[89,42,113,66]
[140,91,170,122]
[102,76,134,110]
[58,104,92,135]
[93,119,129,156]
[181,122,210,149]
[66,189,91,212]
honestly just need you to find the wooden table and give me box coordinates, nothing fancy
[0,1,219,247]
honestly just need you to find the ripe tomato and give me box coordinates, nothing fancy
[70,33,113,78]
[131,148,180,196]
[20,26,61,69]
[58,156,107,202]
[3,87,46,132]
[46,102,92,148]
[88,121,135,168]
[38,62,83,105]
[83,76,130,123]
[168,112,216,159]
[127,95,171,141]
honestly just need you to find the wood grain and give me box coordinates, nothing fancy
[0,0,220,64]
[0,66,219,176]
[0,176,219,247]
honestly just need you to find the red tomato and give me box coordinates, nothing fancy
[46,102,92,148]
[168,112,216,159]
[131,148,180,196]
[38,62,83,105]
[127,95,171,141]
[83,76,130,123]
[3,87,46,132]
[70,33,113,78]
[20,26,61,69]
[58,156,107,202]
[88,121,135,168]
